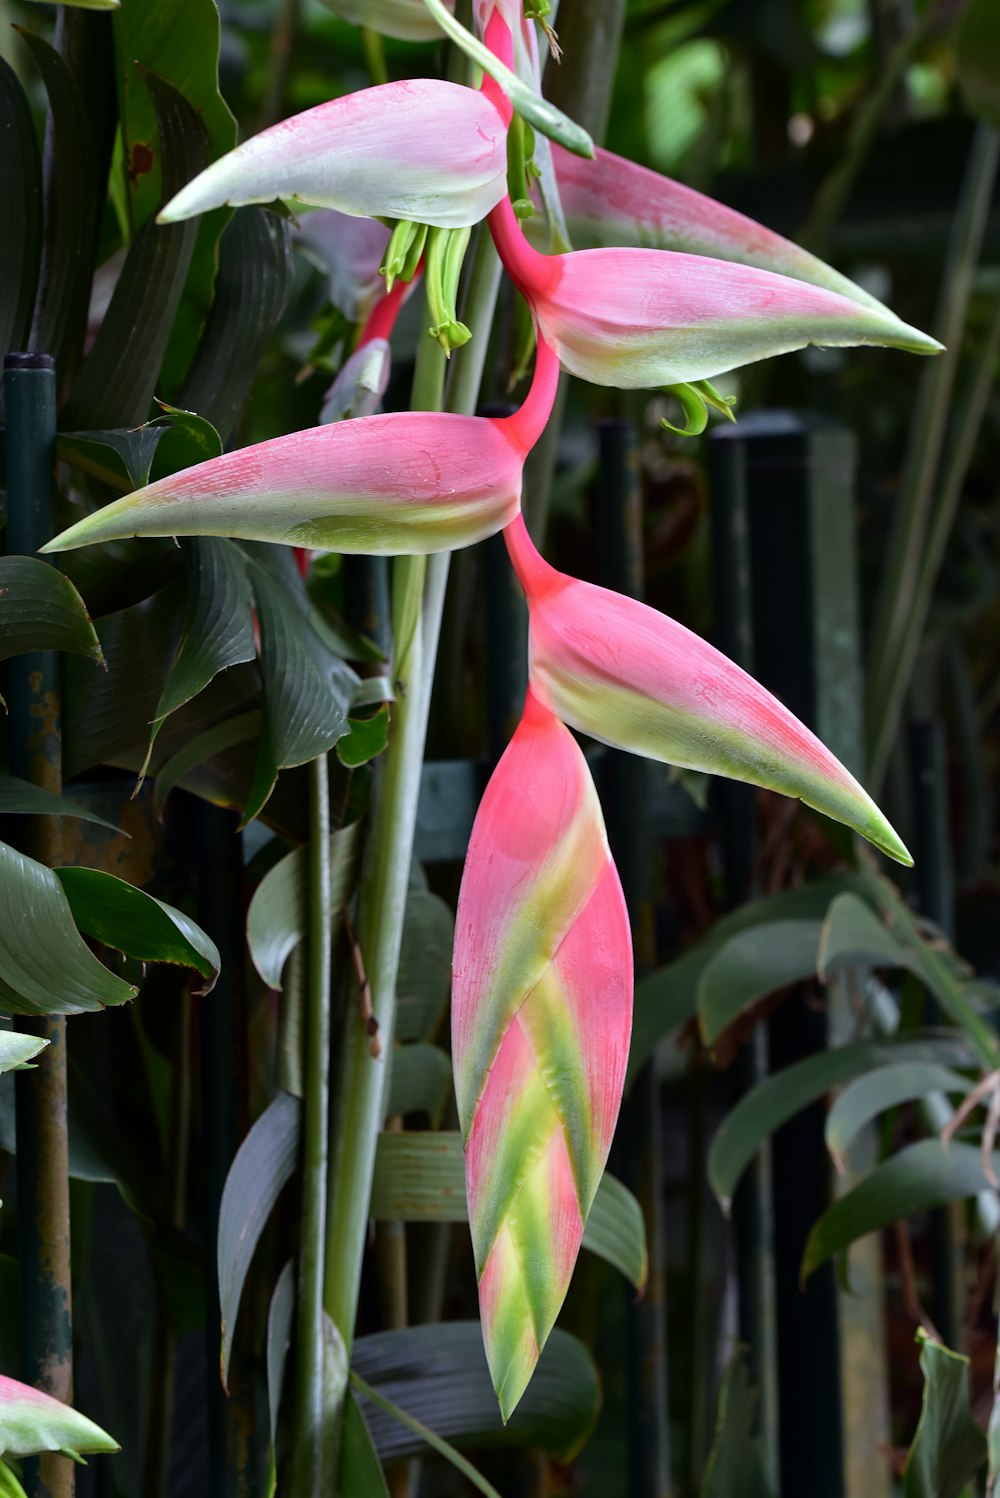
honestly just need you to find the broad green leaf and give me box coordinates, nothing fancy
[0,1032,48,1074]
[700,1347,775,1498]
[23,1,120,9]
[903,1332,987,1498]
[57,428,167,492]
[697,920,824,1045]
[396,888,454,1043]
[54,867,221,994]
[825,1063,970,1167]
[338,1393,390,1498]
[62,71,208,430]
[0,58,42,376]
[336,705,391,769]
[0,840,136,1016]
[954,0,1000,126]
[0,556,103,666]
[0,774,123,833]
[350,1373,502,1498]
[266,1260,295,1495]
[385,1043,453,1124]
[246,822,362,990]
[627,876,863,1086]
[369,1131,647,1291]
[418,0,594,160]
[818,891,915,976]
[144,538,256,770]
[180,207,294,442]
[153,711,261,815]
[802,1140,1000,1280]
[352,1322,599,1463]
[147,401,223,480]
[219,1092,301,1388]
[0,1376,119,1459]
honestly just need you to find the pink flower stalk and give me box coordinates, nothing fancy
[40,339,560,558]
[157,79,509,230]
[504,513,912,865]
[546,143,890,311]
[452,687,632,1420]
[0,1375,119,1459]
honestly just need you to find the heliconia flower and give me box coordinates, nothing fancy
[504,513,912,865]
[545,143,890,312]
[0,1375,119,1460]
[490,196,942,389]
[157,80,509,231]
[40,339,560,558]
[452,687,632,1420]
[296,211,391,324]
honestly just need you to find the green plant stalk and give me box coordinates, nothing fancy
[866,125,1000,788]
[288,754,335,1495]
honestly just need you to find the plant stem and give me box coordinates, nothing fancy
[288,754,335,1494]
[866,125,1000,788]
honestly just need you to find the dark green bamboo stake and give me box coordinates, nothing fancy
[5,352,73,1498]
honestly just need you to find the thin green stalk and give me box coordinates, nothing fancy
[288,755,335,1494]
[866,125,1000,788]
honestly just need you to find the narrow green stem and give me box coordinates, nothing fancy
[866,125,1000,787]
[288,754,334,1494]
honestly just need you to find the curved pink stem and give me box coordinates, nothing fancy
[503,508,561,596]
[502,334,560,453]
[358,273,414,347]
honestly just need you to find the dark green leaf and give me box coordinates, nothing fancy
[0,774,123,833]
[352,1323,599,1464]
[350,1373,502,1498]
[246,822,362,990]
[396,889,454,1043]
[337,705,390,769]
[0,57,42,376]
[62,71,208,429]
[218,1092,301,1388]
[954,0,1000,126]
[338,1393,390,1498]
[54,867,220,993]
[697,920,824,1045]
[700,1347,775,1498]
[0,840,136,1016]
[385,1043,453,1125]
[266,1259,295,1483]
[826,1063,970,1166]
[180,207,294,442]
[903,1332,987,1498]
[152,710,262,815]
[57,428,166,492]
[802,1141,1000,1280]
[369,1131,646,1291]
[0,1456,27,1498]
[0,1032,48,1074]
[818,892,914,977]
[0,556,103,665]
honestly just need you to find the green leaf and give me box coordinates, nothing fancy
[825,1063,970,1167]
[818,891,915,976]
[385,1043,453,1125]
[0,1378,118,1460]
[0,1457,28,1498]
[697,920,824,1045]
[23,1,120,9]
[0,840,136,1016]
[903,1332,988,1498]
[700,1347,775,1498]
[144,538,256,772]
[62,70,209,429]
[0,556,103,666]
[396,888,454,1043]
[0,1032,48,1074]
[954,0,1000,126]
[336,704,391,769]
[350,1373,502,1498]
[418,0,594,159]
[54,867,221,994]
[246,822,362,990]
[802,1140,1000,1281]
[152,710,261,815]
[0,774,123,834]
[369,1131,647,1291]
[338,1393,390,1498]
[266,1259,295,1494]
[180,207,294,443]
[0,57,42,376]
[352,1322,599,1463]
[57,428,167,492]
[218,1092,301,1389]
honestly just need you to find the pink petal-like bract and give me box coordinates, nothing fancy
[547,143,889,310]
[489,197,940,389]
[504,514,912,865]
[158,80,508,230]
[0,1375,119,1459]
[41,340,560,557]
[453,688,632,1419]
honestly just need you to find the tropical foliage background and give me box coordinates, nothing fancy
[0,0,998,1494]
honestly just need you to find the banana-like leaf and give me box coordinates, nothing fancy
[152,711,261,815]
[0,1377,119,1459]
[350,1373,501,1498]
[337,704,390,769]
[0,776,122,834]
[825,1063,970,1168]
[903,1332,987,1498]
[697,920,825,1045]
[384,1043,452,1124]
[246,822,362,989]
[396,888,454,1043]
[700,1347,775,1498]
[0,556,103,667]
